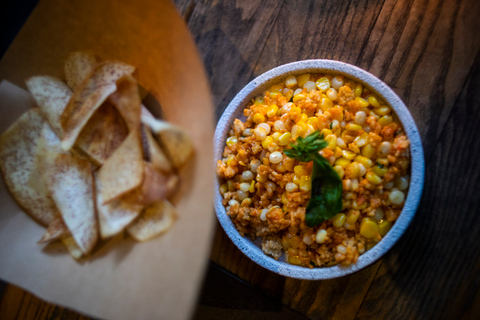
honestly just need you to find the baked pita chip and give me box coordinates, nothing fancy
[127,200,177,241]
[38,216,69,243]
[98,130,144,204]
[26,76,72,137]
[95,173,143,239]
[61,235,83,260]
[144,126,172,173]
[46,153,97,254]
[108,75,141,131]
[0,108,59,226]
[75,102,128,165]
[64,51,98,90]
[60,61,135,150]
[141,110,194,169]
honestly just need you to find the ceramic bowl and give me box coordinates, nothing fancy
[214,60,424,279]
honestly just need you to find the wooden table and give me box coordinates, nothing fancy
[2,0,480,319]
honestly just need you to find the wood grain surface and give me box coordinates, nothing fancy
[1,0,480,319]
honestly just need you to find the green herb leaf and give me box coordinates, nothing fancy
[284,131,343,227]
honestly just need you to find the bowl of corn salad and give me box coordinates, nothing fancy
[214,60,424,279]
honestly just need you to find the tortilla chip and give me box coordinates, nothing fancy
[95,173,143,239]
[122,162,178,207]
[61,235,83,260]
[26,76,72,137]
[144,126,172,173]
[38,216,69,243]
[108,75,141,131]
[64,51,98,90]
[141,110,194,169]
[98,130,144,204]
[60,61,135,150]
[46,153,97,254]
[127,200,177,241]
[75,102,129,165]
[0,108,59,226]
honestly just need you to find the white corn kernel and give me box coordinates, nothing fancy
[316,229,327,244]
[269,151,283,164]
[285,75,297,88]
[260,209,268,221]
[337,245,347,254]
[241,170,254,181]
[237,190,248,201]
[358,164,366,177]
[331,76,344,89]
[354,111,366,125]
[274,120,285,132]
[379,141,392,157]
[326,88,338,100]
[395,176,409,191]
[257,123,271,135]
[285,182,298,192]
[228,199,239,206]
[239,182,251,192]
[243,128,253,136]
[389,189,405,205]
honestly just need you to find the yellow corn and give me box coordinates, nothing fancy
[308,116,319,128]
[348,142,360,153]
[278,132,291,145]
[297,74,311,87]
[321,128,333,137]
[377,158,389,166]
[345,162,360,178]
[281,192,288,204]
[249,180,255,193]
[256,174,267,183]
[254,96,265,105]
[367,95,380,108]
[315,77,331,92]
[335,147,343,158]
[346,123,363,131]
[374,106,391,116]
[378,220,392,236]
[284,89,293,102]
[372,165,388,177]
[294,165,308,177]
[269,91,280,99]
[226,136,238,147]
[271,132,282,143]
[355,156,373,168]
[267,105,278,118]
[334,157,350,169]
[227,157,235,167]
[333,166,344,179]
[366,172,382,185]
[269,84,284,93]
[292,175,301,185]
[253,113,265,124]
[362,144,376,159]
[299,113,309,123]
[378,115,393,127]
[299,175,312,191]
[354,132,369,147]
[352,200,367,210]
[319,97,333,111]
[354,83,363,97]
[262,136,273,149]
[331,213,346,227]
[346,210,360,225]
[355,97,370,108]
[342,150,356,160]
[360,218,379,238]
[293,93,306,104]
[292,124,306,139]
[325,134,337,149]
[290,106,302,120]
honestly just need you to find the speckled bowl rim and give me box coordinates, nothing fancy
[214,60,424,280]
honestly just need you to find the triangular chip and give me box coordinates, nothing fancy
[75,102,129,165]
[38,216,69,243]
[61,234,83,260]
[60,61,135,150]
[108,75,142,131]
[98,130,144,204]
[127,200,177,241]
[26,76,72,137]
[95,173,143,239]
[144,126,172,173]
[64,51,98,90]
[141,110,194,169]
[46,153,97,254]
[0,108,59,226]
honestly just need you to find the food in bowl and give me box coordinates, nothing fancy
[216,73,410,268]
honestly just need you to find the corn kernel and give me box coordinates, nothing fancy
[271,132,282,143]
[278,132,291,145]
[342,150,356,160]
[378,220,393,236]
[226,136,238,147]
[315,229,327,244]
[354,83,363,97]
[315,77,331,92]
[355,156,373,168]
[256,174,267,183]
[335,157,351,168]
[269,91,280,99]
[355,97,370,108]
[345,162,360,178]
[254,96,264,105]
[374,106,391,116]
[335,147,343,158]
[281,192,288,204]
[368,95,380,108]
[269,84,284,93]
[249,180,255,193]
[366,172,382,185]
[354,132,369,147]
[299,175,312,192]
[372,165,388,177]
[292,124,306,139]
[290,106,302,119]
[331,213,346,227]
[346,123,363,131]
[389,189,405,205]
[348,142,360,154]
[227,157,235,167]
[362,144,376,158]
[333,166,344,179]
[378,115,393,127]
[297,74,311,87]
[284,89,293,102]
[346,210,360,225]
[308,116,319,128]
[321,128,333,137]
[262,136,273,149]
[253,113,265,124]
[325,134,337,149]
[285,75,297,88]
[267,105,279,118]
[294,165,308,177]
[352,200,367,210]
[292,175,301,185]
[319,97,333,111]
[293,93,306,104]
[299,113,309,123]
[360,218,379,238]
[377,158,389,166]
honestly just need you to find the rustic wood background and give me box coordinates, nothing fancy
[1,0,480,319]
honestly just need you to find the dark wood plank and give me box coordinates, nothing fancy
[356,50,480,320]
